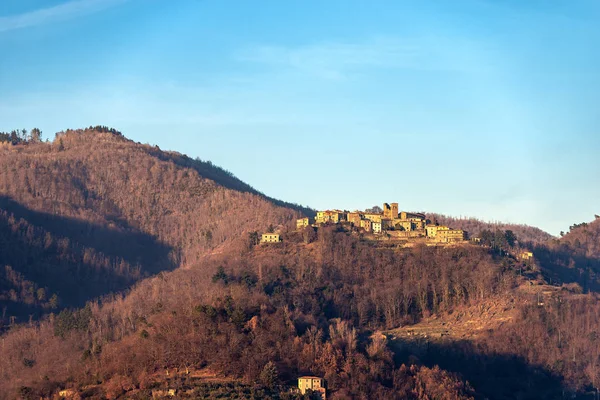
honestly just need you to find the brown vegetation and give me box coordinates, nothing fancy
[1,128,599,399]
[0,227,488,399]
[558,217,600,259]
[428,213,554,243]
[0,128,299,324]
[531,217,600,292]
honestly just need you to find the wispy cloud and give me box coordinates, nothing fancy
[237,36,498,80]
[0,0,128,33]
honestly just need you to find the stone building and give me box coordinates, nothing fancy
[383,202,399,219]
[392,211,427,232]
[389,230,425,239]
[409,218,425,230]
[435,228,465,243]
[363,213,383,223]
[360,219,372,232]
[347,212,362,225]
[519,251,534,260]
[372,221,382,234]
[316,210,345,224]
[298,376,326,399]
[261,233,281,243]
[426,224,438,238]
[395,220,413,231]
[296,217,310,230]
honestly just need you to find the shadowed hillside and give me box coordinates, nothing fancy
[530,216,600,292]
[0,128,301,323]
[559,216,600,258]
[0,196,174,323]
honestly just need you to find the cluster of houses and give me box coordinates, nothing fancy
[260,202,466,244]
[296,202,466,243]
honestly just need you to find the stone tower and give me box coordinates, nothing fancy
[383,203,399,219]
[391,203,399,219]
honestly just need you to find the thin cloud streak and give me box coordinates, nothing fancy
[237,36,500,79]
[0,0,128,33]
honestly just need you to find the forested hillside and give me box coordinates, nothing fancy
[528,217,600,293]
[428,213,554,243]
[1,128,599,399]
[558,217,600,258]
[0,226,504,399]
[0,128,301,324]
[2,220,600,399]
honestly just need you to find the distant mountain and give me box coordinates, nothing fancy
[0,128,302,323]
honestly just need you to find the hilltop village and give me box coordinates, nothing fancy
[262,202,467,245]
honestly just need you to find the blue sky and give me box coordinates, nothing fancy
[1,0,599,234]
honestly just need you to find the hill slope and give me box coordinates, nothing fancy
[1,128,597,399]
[559,216,600,258]
[427,213,554,243]
[0,227,498,399]
[3,222,599,399]
[0,128,301,323]
[528,216,600,292]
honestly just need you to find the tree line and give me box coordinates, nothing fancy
[0,128,42,145]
